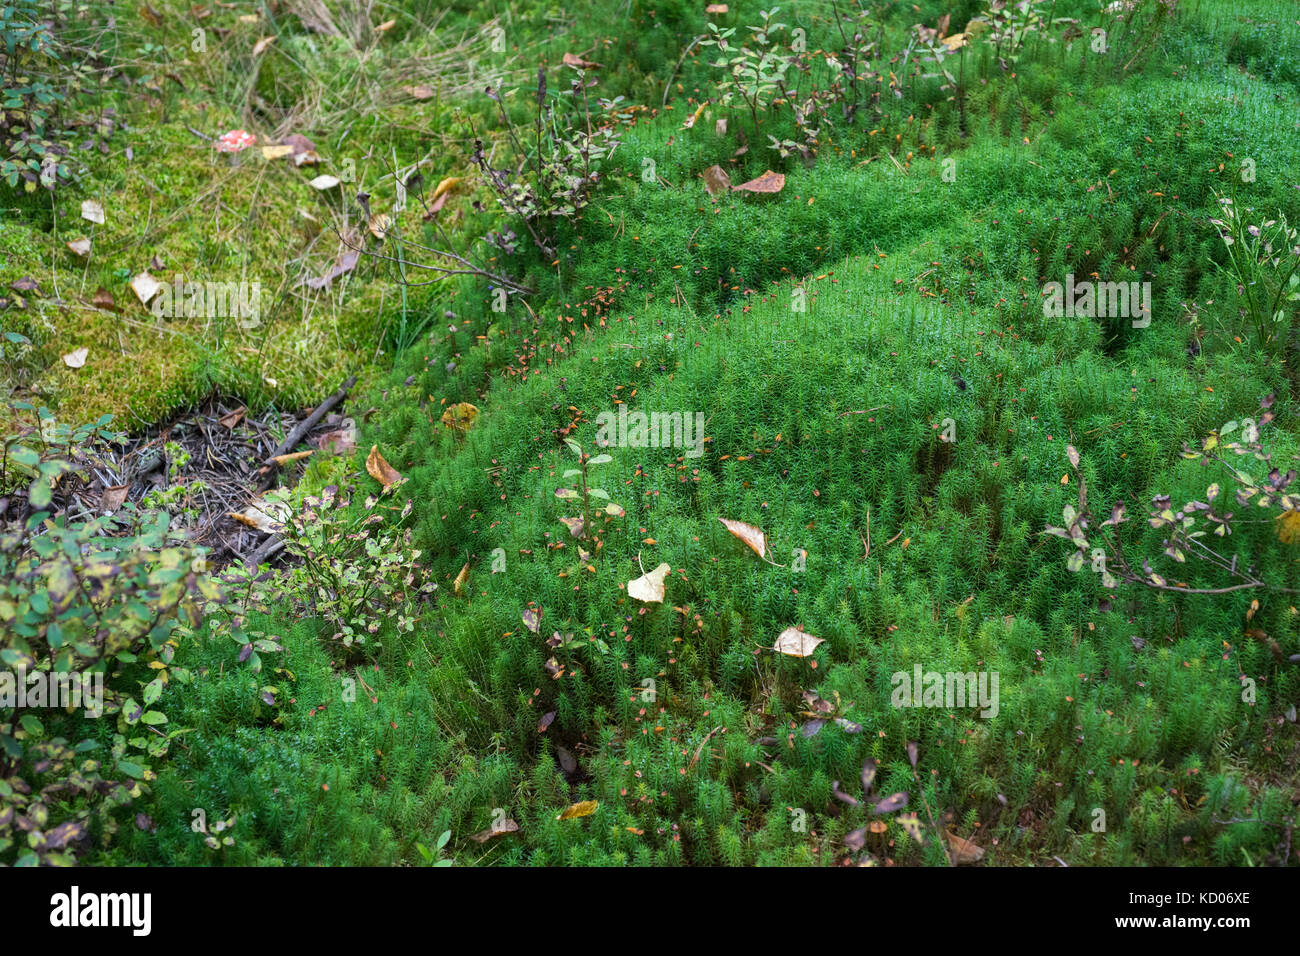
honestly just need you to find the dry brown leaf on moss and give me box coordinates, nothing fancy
[562,52,603,69]
[61,347,88,369]
[431,176,463,201]
[703,164,732,196]
[628,562,671,603]
[252,35,276,56]
[469,818,519,842]
[271,450,313,466]
[91,287,117,312]
[558,516,585,538]
[944,830,985,864]
[773,626,823,658]
[403,84,435,100]
[80,199,105,224]
[454,562,469,596]
[733,170,785,193]
[365,445,403,489]
[100,484,128,513]
[557,800,598,821]
[717,517,767,558]
[66,238,91,257]
[130,272,163,306]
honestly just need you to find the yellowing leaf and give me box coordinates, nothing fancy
[557,800,598,821]
[628,562,671,603]
[252,35,276,56]
[368,213,392,240]
[454,562,469,596]
[440,402,479,432]
[773,626,824,658]
[717,517,766,558]
[1277,509,1300,545]
[365,445,403,489]
[431,176,463,201]
[261,144,294,160]
[940,32,969,51]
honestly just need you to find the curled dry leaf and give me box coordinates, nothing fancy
[944,830,985,864]
[557,800,598,821]
[733,170,785,194]
[453,562,469,596]
[218,407,245,429]
[431,176,463,201]
[628,562,671,603]
[773,626,823,658]
[100,484,129,513]
[130,272,163,306]
[702,164,732,196]
[315,418,357,453]
[562,52,603,69]
[62,347,88,368]
[252,35,276,56]
[717,516,766,558]
[80,199,105,224]
[469,817,519,842]
[66,237,91,257]
[271,450,313,467]
[368,213,393,240]
[558,516,585,538]
[365,444,403,489]
[309,174,341,190]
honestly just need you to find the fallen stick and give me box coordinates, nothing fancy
[262,374,357,467]
[243,535,286,572]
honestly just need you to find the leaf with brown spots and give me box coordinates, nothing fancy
[557,800,598,821]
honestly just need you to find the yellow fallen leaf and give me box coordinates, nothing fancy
[271,450,313,466]
[431,176,463,201]
[261,144,294,160]
[944,830,984,864]
[440,402,479,432]
[1277,509,1300,545]
[365,445,403,489]
[557,800,598,821]
[368,213,392,240]
[628,562,671,603]
[252,35,276,56]
[454,562,469,596]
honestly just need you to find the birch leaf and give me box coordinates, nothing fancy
[628,562,671,603]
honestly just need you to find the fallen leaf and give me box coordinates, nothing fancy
[440,402,479,432]
[130,272,163,306]
[252,35,276,56]
[557,800,598,821]
[139,3,163,26]
[941,32,969,51]
[81,199,105,224]
[537,710,556,733]
[733,170,785,193]
[454,562,469,596]
[11,276,39,293]
[562,52,603,69]
[260,144,294,160]
[702,164,732,196]
[91,287,117,311]
[365,445,403,489]
[230,497,289,533]
[469,818,519,842]
[773,625,823,657]
[281,133,320,166]
[706,3,728,12]
[431,176,463,201]
[1277,509,1300,545]
[717,516,766,558]
[218,407,245,429]
[62,347,88,368]
[66,238,91,257]
[715,117,727,136]
[628,562,671,603]
[375,18,395,33]
[100,485,129,513]
[271,450,313,466]
[308,174,341,190]
[945,830,984,864]
[558,516,585,538]
[403,84,435,100]
[522,608,541,633]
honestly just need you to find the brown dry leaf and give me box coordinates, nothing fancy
[365,445,403,489]
[130,272,163,306]
[944,830,985,864]
[80,199,105,225]
[715,117,727,136]
[733,170,785,194]
[773,626,824,658]
[62,347,89,369]
[706,3,728,12]
[556,800,598,821]
[936,12,951,37]
[91,287,117,311]
[100,484,129,513]
[218,407,246,429]
[368,212,392,240]
[271,450,313,466]
[440,402,479,432]
[537,710,556,733]
[139,3,163,26]
[375,18,396,32]
[252,35,276,56]
[682,102,707,129]
[469,818,519,842]
[702,164,732,196]
[562,52,603,69]
[403,84,435,100]
[628,562,671,603]
[717,517,766,558]
[66,237,91,257]
[558,516,585,538]
[315,418,358,453]
[261,144,294,160]
[941,32,969,51]
[453,563,469,597]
